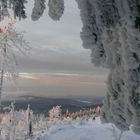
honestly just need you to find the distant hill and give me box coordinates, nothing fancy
[2,96,103,114]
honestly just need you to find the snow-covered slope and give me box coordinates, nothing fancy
[36,117,140,140]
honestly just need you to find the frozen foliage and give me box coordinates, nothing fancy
[0,104,139,140]
[0,18,29,77]
[31,0,46,21]
[0,0,27,20]
[49,106,62,120]
[0,0,9,21]
[10,0,27,20]
[0,0,65,21]
[0,18,29,108]
[76,0,140,134]
[0,103,34,140]
[0,104,101,140]
[1,102,27,140]
[48,0,64,21]
[0,0,27,21]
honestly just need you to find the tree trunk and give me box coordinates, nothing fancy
[0,69,4,111]
[0,45,6,111]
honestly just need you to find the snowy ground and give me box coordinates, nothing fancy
[35,117,140,140]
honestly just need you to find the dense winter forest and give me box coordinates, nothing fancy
[0,0,140,139]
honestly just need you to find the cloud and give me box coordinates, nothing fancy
[4,72,107,98]
[19,73,39,80]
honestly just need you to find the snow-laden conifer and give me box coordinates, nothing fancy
[48,0,64,21]
[31,0,46,21]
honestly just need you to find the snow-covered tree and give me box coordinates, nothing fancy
[10,0,27,20]
[31,0,46,21]
[0,0,9,21]
[76,0,140,134]
[48,0,64,21]
[0,17,29,109]
[0,0,64,21]
[49,106,62,120]
[2,102,23,140]
[26,104,33,136]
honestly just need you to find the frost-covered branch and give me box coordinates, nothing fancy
[48,0,64,21]
[0,17,29,109]
[31,0,46,21]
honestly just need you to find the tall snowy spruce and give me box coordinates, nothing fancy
[76,0,140,134]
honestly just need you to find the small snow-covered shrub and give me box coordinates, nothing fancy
[49,106,62,120]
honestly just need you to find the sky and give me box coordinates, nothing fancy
[3,0,108,99]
